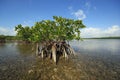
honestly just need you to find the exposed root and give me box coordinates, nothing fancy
[52,43,57,64]
[36,41,76,64]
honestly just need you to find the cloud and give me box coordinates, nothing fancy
[0,27,16,36]
[68,6,86,20]
[81,25,120,38]
[72,9,86,20]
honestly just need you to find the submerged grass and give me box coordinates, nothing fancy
[22,57,83,80]
[0,53,120,80]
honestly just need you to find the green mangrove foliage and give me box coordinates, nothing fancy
[15,16,86,64]
[15,24,32,42]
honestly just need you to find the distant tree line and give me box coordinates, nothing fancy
[84,37,120,39]
[0,35,16,43]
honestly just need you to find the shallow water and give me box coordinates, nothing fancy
[0,39,120,80]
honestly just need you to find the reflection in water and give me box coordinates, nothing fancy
[0,43,19,57]
[70,39,120,55]
[0,39,120,80]
[16,43,35,56]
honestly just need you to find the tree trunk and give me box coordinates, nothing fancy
[63,47,68,60]
[52,43,57,64]
[36,43,39,56]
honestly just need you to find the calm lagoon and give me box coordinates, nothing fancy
[0,39,120,80]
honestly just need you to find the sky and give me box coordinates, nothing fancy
[0,0,120,38]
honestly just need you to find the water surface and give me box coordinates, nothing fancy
[0,39,120,80]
